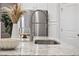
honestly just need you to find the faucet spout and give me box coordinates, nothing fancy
[30,9,48,41]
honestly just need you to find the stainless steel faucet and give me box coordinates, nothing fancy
[30,9,48,41]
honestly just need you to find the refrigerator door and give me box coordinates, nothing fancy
[32,23,48,36]
[32,10,48,24]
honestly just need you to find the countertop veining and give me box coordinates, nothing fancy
[0,37,79,56]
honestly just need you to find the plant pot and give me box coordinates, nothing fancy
[0,38,19,50]
[11,23,19,38]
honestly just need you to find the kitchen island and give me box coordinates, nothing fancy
[0,37,79,56]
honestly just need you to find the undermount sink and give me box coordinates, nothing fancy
[35,40,60,45]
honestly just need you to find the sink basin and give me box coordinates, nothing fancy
[35,40,60,45]
[0,38,19,50]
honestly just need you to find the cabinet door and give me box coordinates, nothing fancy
[60,4,79,47]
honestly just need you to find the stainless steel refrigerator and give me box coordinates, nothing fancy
[31,10,48,36]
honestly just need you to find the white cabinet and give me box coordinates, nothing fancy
[60,3,79,47]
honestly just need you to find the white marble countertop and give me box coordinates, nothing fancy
[0,37,79,56]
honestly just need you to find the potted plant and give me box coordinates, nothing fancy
[2,3,26,38]
[1,13,13,37]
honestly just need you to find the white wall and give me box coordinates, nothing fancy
[0,3,14,7]
[0,3,60,40]
[48,3,59,39]
[22,3,59,39]
[22,3,48,10]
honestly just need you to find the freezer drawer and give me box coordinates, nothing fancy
[32,24,48,36]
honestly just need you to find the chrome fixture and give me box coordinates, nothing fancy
[30,9,48,41]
